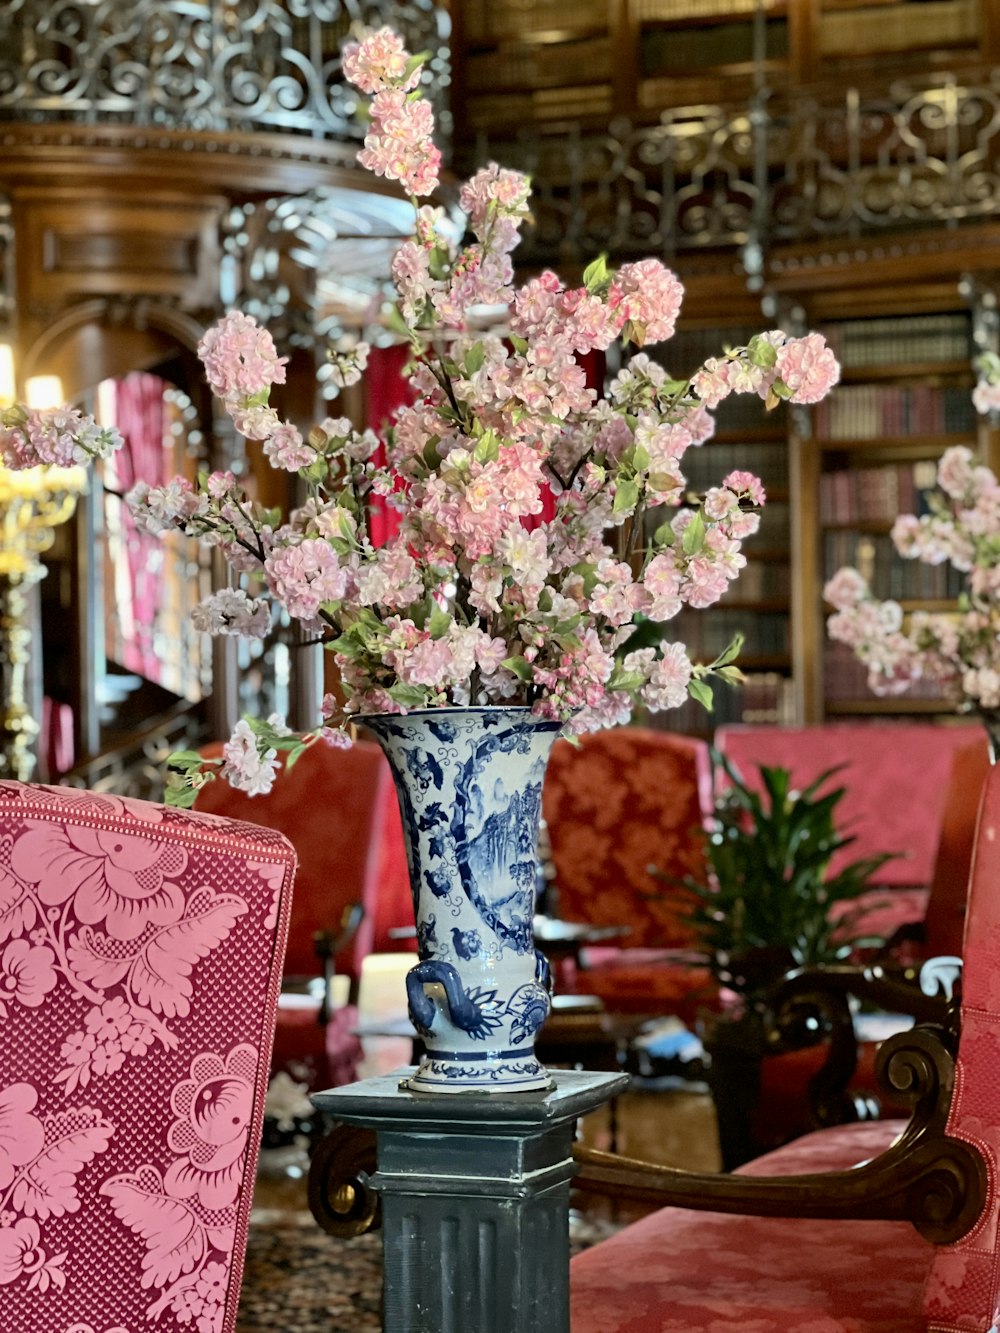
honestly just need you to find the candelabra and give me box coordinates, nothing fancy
[0,464,86,779]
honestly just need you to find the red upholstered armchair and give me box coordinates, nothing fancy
[0,779,295,1333]
[194,737,413,1091]
[718,733,990,1167]
[570,757,1000,1332]
[540,726,716,1022]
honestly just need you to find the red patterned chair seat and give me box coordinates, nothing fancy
[572,1121,927,1332]
[0,780,295,1333]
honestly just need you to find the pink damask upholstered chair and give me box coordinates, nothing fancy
[540,726,716,1021]
[195,737,413,1091]
[569,759,1000,1332]
[0,779,296,1333]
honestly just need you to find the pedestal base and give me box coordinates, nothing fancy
[312,1067,628,1333]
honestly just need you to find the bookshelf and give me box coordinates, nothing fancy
[449,0,1000,134]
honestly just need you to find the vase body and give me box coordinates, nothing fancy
[362,707,562,1093]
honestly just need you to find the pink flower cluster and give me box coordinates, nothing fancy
[127,25,841,801]
[0,405,122,470]
[825,445,1000,713]
[346,26,441,196]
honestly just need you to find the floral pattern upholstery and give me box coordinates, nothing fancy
[195,739,412,1090]
[0,781,295,1333]
[541,727,715,1016]
[571,762,1000,1332]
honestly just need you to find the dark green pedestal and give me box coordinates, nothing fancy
[313,1067,628,1333]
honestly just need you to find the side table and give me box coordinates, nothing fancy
[311,1067,628,1333]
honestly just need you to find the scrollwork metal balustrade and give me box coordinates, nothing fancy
[468,71,1000,264]
[0,0,451,142]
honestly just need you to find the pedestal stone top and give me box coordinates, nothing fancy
[312,1067,628,1133]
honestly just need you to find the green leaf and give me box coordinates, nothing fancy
[681,510,706,556]
[502,655,534,682]
[747,335,779,368]
[463,341,485,377]
[651,520,676,548]
[428,600,452,640]
[473,432,500,464]
[713,633,745,668]
[582,254,612,295]
[688,678,714,710]
[385,303,416,341]
[387,683,430,708]
[715,665,746,685]
[509,334,529,355]
[613,478,641,514]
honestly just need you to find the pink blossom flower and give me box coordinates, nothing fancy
[774,332,840,404]
[221,720,280,797]
[607,260,684,344]
[342,26,420,94]
[641,643,695,710]
[197,311,287,401]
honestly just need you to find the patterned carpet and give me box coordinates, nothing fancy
[238,1213,383,1333]
[236,1207,624,1332]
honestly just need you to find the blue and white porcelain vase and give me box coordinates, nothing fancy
[362,706,562,1093]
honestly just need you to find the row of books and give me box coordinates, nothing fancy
[463,0,607,42]
[822,531,965,601]
[681,439,790,492]
[671,609,789,659]
[820,460,940,525]
[813,384,975,440]
[824,641,947,703]
[819,313,971,369]
[720,560,791,601]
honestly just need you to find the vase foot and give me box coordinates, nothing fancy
[404,1051,554,1094]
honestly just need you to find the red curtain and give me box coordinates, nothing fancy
[112,372,167,678]
[364,344,414,548]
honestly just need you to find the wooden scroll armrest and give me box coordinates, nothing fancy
[760,961,956,1128]
[573,1023,985,1246]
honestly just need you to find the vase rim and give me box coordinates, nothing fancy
[357,705,545,722]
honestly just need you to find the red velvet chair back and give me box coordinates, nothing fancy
[541,727,713,949]
[920,736,991,958]
[715,723,982,888]
[195,738,412,981]
[922,759,1000,1329]
[0,780,295,1333]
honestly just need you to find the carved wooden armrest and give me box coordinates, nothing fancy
[573,1023,985,1245]
[758,961,955,1128]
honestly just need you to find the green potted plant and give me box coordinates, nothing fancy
[678,751,897,1006]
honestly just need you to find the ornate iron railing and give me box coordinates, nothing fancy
[0,0,451,142]
[468,71,1000,265]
